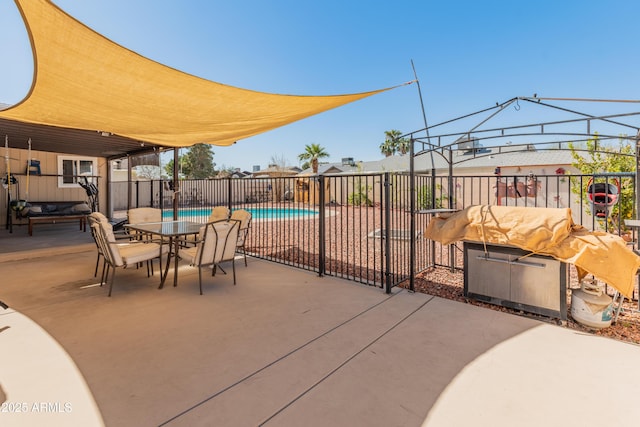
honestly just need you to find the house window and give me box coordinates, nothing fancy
[57,156,97,187]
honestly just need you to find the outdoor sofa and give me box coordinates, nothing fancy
[16,201,92,236]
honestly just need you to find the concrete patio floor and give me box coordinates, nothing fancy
[1,223,640,426]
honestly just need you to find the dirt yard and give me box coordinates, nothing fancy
[409,267,640,345]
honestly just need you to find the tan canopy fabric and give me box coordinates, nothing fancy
[425,205,640,298]
[0,0,400,148]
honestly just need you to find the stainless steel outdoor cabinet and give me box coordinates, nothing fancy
[463,241,567,320]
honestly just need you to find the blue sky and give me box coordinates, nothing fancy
[1,0,639,171]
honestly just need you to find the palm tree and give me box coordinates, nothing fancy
[298,143,329,174]
[382,129,410,156]
[379,139,395,157]
[384,130,401,155]
[396,136,411,155]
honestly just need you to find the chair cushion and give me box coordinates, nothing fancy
[178,246,198,265]
[179,223,236,267]
[120,242,168,266]
[230,209,252,229]
[128,207,162,224]
[208,206,230,222]
[220,224,239,261]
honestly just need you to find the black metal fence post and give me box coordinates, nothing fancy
[227,177,233,211]
[135,180,139,208]
[409,139,416,292]
[430,169,436,268]
[318,175,326,277]
[448,149,456,271]
[384,172,392,293]
[158,179,164,209]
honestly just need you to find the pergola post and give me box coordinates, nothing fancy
[173,148,179,220]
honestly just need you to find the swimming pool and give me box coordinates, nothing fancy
[162,207,319,220]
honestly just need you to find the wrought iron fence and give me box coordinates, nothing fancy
[110,171,636,293]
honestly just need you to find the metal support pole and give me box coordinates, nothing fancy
[378,173,384,287]
[159,179,165,210]
[227,177,232,212]
[172,148,179,220]
[384,172,392,293]
[103,169,110,216]
[409,138,416,292]
[429,167,436,268]
[150,179,155,209]
[448,148,454,207]
[135,180,139,209]
[448,149,455,271]
[126,156,132,211]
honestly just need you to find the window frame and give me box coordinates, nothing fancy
[57,155,98,188]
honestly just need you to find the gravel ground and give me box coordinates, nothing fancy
[406,267,640,345]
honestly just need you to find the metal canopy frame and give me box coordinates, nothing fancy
[403,96,640,291]
[410,96,640,167]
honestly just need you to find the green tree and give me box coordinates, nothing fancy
[298,143,329,174]
[183,144,215,179]
[569,135,635,232]
[163,157,181,178]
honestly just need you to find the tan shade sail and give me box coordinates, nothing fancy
[0,0,401,149]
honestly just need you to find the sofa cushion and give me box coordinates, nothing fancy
[22,202,89,217]
[72,203,92,214]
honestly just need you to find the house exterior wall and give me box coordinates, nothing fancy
[1,147,107,227]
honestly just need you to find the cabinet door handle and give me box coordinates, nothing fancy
[475,255,545,269]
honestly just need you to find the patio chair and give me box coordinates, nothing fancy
[88,212,109,277]
[91,221,169,297]
[230,209,252,266]
[127,207,162,240]
[182,206,231,247]
[177,219,240,295]
[88,212,131,281]
[209,206,230,222]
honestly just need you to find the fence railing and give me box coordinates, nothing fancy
[109,172,636,293]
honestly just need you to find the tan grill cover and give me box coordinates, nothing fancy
[0,0,398,147]
[426,205,640,298]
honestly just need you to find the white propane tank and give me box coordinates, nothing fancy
[571,280,613,329]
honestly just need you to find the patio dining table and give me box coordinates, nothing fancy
[125,220,203,289]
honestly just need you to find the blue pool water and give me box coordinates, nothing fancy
[162,207,318,220]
